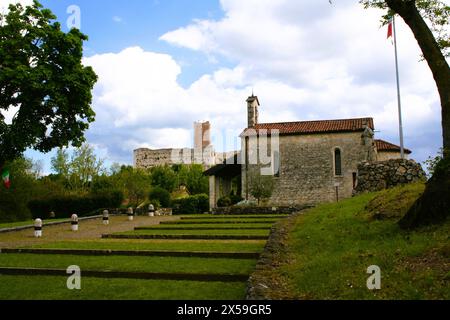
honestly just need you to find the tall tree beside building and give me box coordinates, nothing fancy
[361,0,449,227]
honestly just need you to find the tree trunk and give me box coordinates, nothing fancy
[399,159,450,228]
[386,0,450,228]
[386,0,450,154]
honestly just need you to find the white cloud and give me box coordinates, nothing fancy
[112,16,123,23]
[157,0,442,162]
[66,0,443,167]
[82,47,252,164]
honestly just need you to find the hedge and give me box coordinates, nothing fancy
[172,194,209,215]
[149,187,171,208]
[27,191,124,219]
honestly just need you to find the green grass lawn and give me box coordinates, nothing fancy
[0,219,69,230]
[118,229,271,236]
[26,240,267,252]
[0,215,276,300]
[136,223,273,230]
[275,183,450,300]
[0,276,247,300]
[0,253,257,275]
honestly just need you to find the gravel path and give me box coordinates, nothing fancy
[0,216,180,249]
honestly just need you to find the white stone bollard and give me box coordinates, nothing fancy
[148,204,155,217]
[34,219,43,238]
[127,207,134,221]
[71,214,79,231]
[103,210,109,225]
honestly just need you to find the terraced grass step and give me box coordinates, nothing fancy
[0,276,247,300]
[0,267,249,282]
[0,253,256,275]
[180,214,289,220]
[161,219,279,225]
[27,240,267,252]
[135,225,272,231]
[103,234,269,240]
[124,229,270,236]
[1,248,260,259]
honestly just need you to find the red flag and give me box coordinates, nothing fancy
[387,19,393,39]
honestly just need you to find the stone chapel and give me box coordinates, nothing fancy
[205,95,412,208]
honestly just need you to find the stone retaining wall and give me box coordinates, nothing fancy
[355,159,426,194]
[246,212,301,300]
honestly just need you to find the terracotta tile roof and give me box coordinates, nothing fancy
[241,117,374,136]
[375,139,412,154]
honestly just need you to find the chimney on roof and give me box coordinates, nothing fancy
[247,94,260,128]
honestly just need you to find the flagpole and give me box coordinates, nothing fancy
[393,15,405,159]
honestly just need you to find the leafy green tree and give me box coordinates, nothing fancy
[51,148,69,177]
[151,165,178,193]
[112,166,151,206]
[109,162,122,175]
[250,175,274,206]
[69,144,105,192]
[178,164,209,195]
[361,0,450,228]
[50,144,105,193]
[91,174,116,194]
[0,1,97,168]
[424,148,444,177]
[187,165,209,195]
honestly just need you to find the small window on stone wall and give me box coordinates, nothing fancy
[334,148,342,176]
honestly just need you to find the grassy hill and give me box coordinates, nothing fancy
[253,182,449,300]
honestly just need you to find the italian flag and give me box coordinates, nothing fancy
[387,18,394,41]
[2,169,10,189]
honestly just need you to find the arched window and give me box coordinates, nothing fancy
[334,148,342,176]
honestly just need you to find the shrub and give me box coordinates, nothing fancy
[230,194,244,205]
[27,191,124,219]
[151,165,178,193]
[0,196,31,222]
[172,194,210,215]
[193,194,209,213]
[217,196,232,208]
[149,187,171,208]
[144,199,161,210]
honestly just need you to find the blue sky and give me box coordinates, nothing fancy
[2,0,446,174]
[40,0,227,87]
